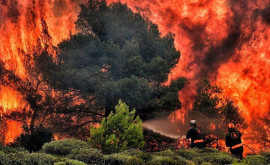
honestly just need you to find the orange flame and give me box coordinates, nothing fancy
[106,0,270,151]
[0,0,86,143]
[4,120,22,144]
[0,86,26,115]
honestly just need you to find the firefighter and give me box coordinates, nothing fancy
[225,123,243,159]
[186,120,205,148]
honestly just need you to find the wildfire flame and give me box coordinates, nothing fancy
[106,0,270,151]
[0,0,86,143]
[0,0,270,152]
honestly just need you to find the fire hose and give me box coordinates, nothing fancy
[176,129,190,148]
[243,144,256,154]
[176,132,256,154]
[210,139,256,154]
[176,129,189,140]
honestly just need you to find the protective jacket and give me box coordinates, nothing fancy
[226,129,243,159]
[186,127,205,148]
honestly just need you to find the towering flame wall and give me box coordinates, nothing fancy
[0,0,270,146]
[107,0,270,123]
[0,0,85,143]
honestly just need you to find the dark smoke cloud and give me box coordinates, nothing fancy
[53,0,68,17]
[7,0,20,23]
[202,30,241,78]
[190,0,253,79]
[261,5,270,24]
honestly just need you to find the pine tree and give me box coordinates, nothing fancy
[88,100,145,153]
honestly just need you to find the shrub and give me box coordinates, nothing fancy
[104,152,144,165]
[54,159,86,165]
[148,155,194,165]
[192,152,235,165]
[177,148,201,160]
[3,151,30,165]
[241,155,268,165]
[104,149,152,164]
[13,125,53,152]
[177,148,235,165]
[200,148,220,153]
[42,139,90,156]
[3,152,56,165]
[0,151,5,165]
[137,152,152,162]
[156,149,177,157]
[148,156,176,165]
[54,162,66,165]
[67,148,104,165]
[150,149,194,165]
[259,151,270,163]
[88,100,145,153]
[0,144,18,154]
[25,153,56,165]
[208,153,235,164]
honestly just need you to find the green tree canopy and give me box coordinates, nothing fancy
[38,0,185,118]
[88,100,144,153]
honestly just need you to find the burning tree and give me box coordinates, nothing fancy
[0,0,185,143]
[38,0,185,120]
[186,79,246,148]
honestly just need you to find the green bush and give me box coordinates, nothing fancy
[177,148,201,160]
[54,162,66,165]
[148,156,175,165]
[42,139,90,156]
[0,151,5,165]
[177,148,235,165]
[148,155,194,165]
[149,149,194,165]
[25,153,56,165]
[137,151,153,162]
[123,149,156,163]
[0,144,19,154]
[241,155,268,165]
[67,148,104,165]
[192,152,235,165]
[88,100,145,153]
[54,159,86,165]
[156,149,178,157]
[14,125,53,152]
[259,151,270,163]
[0,151,55,165]
[2,152,28,165]
[104,152,144,165]
[199,148,220,153]
[2,152,56,165]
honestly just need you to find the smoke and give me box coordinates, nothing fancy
[104,0,270,151]
[0,0,269,149]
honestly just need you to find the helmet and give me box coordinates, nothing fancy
[190,120,197,125]
[228,123,235,129]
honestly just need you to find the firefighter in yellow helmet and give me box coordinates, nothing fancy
[225,123,244,159]
[186,120,205,148]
